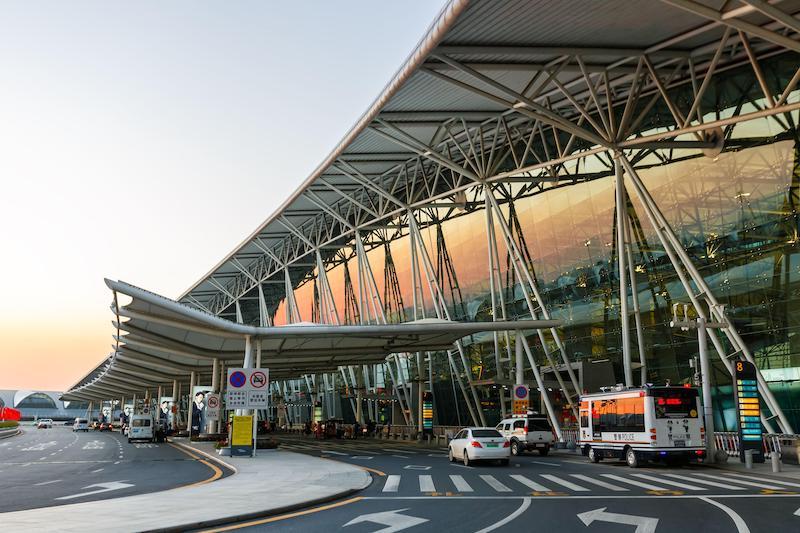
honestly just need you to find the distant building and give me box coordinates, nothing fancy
[0,390,92,421]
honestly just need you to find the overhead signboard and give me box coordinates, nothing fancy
[512,384,529,416]
[734,361,764,463]
[226,368,270,409]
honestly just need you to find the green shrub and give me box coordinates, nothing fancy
[0,421,20,429]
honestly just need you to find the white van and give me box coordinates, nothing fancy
[496,414,555,456]
[128,414,154,443]
[73,418,89,432]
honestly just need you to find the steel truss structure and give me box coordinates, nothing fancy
[67,1,800,435]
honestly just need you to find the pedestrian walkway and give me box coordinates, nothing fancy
[0,440,371,532]
[377,470,800,495]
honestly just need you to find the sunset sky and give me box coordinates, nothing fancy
[0,1,443,391]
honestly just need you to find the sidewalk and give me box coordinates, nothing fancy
[0,439,371,533]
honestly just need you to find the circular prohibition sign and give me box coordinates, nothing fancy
[250,371,267,388]
[207,396,220,409]
[229,371,247,388]
[514,385,528,399]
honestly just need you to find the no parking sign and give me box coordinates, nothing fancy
[512,384,529,415]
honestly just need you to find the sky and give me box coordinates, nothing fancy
[0,1,445,391]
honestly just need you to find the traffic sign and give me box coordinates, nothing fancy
[734,360,764,463]
[250,371,267,388]
[206,393,221,420]
[512,384,529,415]
[229,371,247,388]
[226,368,270,409]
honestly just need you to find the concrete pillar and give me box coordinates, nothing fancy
[188,371,196,437]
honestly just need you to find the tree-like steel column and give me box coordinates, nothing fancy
[620,154,793,434]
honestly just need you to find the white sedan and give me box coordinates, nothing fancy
[448,427,510,466]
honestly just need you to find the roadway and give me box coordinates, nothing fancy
[0,423,231,512]
[203,434,800,533]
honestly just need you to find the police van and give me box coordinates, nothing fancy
[578,385,706,467]
[128,414,155,443]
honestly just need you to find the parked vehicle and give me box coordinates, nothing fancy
[448,427,510,466]
[128,414,154,443]
[98,422,112,431]
[73,418,89,432]
[579,385,706,468]
[36,418,53,429]
[496,415,555,456]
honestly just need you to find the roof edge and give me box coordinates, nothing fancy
[178,0,471,301]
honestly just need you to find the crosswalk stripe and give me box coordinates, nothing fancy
[631,473,706,491]
[510,474,552,492]
[692,472,785,490]
[480,474,513,492]
[721,472,800,488]
[449,474,474,492]
[419,475,436,492]
[540,474,590,491]
[569,474,628,491]
[382,475,400,492]
[661,473,745,490]
[600,474,667,491]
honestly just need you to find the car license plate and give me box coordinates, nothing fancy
[487,443,498,448]
[674,439,685,447]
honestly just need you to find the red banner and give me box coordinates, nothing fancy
[0,406,21,421]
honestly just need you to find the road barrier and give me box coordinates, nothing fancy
[0,426,21,439]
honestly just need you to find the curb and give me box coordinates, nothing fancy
[0,427,21,440]
[169,439,238,474]
[142,441,372,533]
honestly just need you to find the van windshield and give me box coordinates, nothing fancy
[651,388,698,419]
[132,419,151,427]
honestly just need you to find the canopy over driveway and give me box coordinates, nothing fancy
[61,279,559,401]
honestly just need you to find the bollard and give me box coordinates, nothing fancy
[771,452,782,473]
[744,449,754,469]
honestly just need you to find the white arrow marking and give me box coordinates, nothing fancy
[82,440,105,450]
[55,481,134,500]
[22,441,57,451]
[344,508,428,533]
[795,507,800,517]
[578,507,658,533]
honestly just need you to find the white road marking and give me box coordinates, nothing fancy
[350,456,373,460]
[600,474,667,491]
[662,473,745,490]
[721,472,800,488]
[419,475,436,492]
[474,497,530,533]
[22,441,57,451]
[82,441,105,450]
[541,474,590,491]
[55,481,134,501]
[382,475,401,492]
[530,461,560,467]
[449,474,473,492]
[34,479,62,486]
[384,448,417,454]
[510,474,552,492]
[699,497,750,533]
[692,472,784,490]
[114,461,121,465]
[577,507,659,532]
[319,449,348,456]
[392,455,410,459]
[631,473,706,491]
[569,474,629,492]
[404,465,431,471]
[480,475,512,492]
[344,508,427,532]
[91,468,104,473]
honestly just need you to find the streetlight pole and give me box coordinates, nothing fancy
[670,303,727,464]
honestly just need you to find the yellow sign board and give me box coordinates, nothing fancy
[231,415,253,447]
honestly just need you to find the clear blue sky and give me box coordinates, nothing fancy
[0,1,445,390]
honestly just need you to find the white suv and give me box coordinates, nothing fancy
[496,415,554,456]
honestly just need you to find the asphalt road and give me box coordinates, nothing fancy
[0,424,230,512]
[202,434,800,533]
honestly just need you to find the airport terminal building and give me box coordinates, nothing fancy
[63,1,800,437]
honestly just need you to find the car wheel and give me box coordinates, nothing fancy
[463,451,471,467]
[510,440,522,456]
[539,445,550,457]
[448,448,455,462]
[626,448,639,468]
[588,446,601,463]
